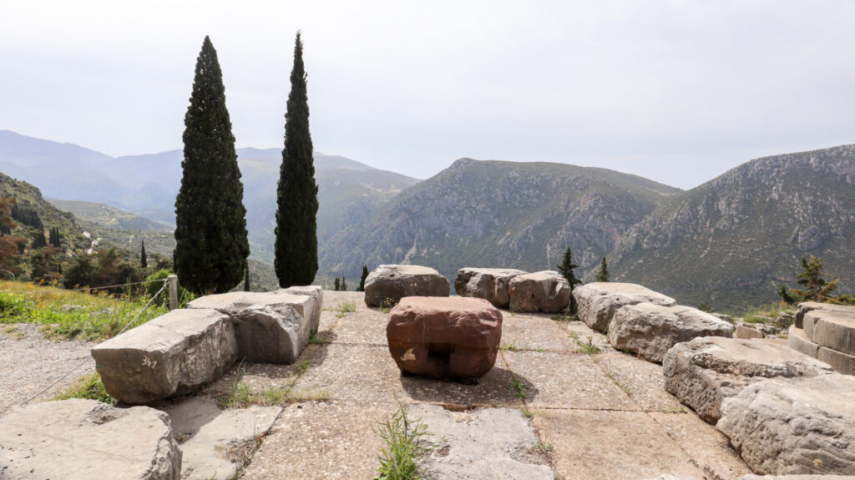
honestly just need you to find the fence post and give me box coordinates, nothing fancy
[167,275,179,310]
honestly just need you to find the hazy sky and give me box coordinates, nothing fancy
[2,1,854,189]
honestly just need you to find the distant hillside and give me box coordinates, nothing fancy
[48,199,172,232]
[612,144,855,312]
[0,172,90,251]
[0,131,419,265]
[321,158,681,279]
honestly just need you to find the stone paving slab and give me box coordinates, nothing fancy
[399,359,524,408]
[414,404,555,479]
[290,344,403,404]
[241,400,393,480]
[649,412,751,479]
[500,314,577,352]
[332,310,389,345]
[504,350,637,410]
[594,351,684,413]
[202,344,322,397]
[533,409,703,480]
[164,396,281,480]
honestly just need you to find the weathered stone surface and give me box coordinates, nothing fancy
[607,303,733,363]
[364,264,450,307]
[188,288,321,364]
[818,346,855,376]
[573,282,677,332]
[663,337,833,423]
[165,397,280,480]
[92,309,238,404]
[736,324,764,339]
[387,297,502,379]
[795,301,855,329]
[788,325,820,358]
[507,271,571,313]
[739,475,855,479]
[454,267,526,308]
[413,404,555,480]
[803,309,855,355]
[717,374,855,475]
[0,399,181,480]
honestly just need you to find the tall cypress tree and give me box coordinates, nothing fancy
[243,260,251,292]
[140,240,147,269]
[174,36,249,294]
[357,264,368,292]
[274,32,319,288]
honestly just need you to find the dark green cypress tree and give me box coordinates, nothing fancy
[341,277,347,291]
[174,36,249,294]
[243,261,251,292]
[595,256,609,282]
[557,247,582,291]
[357,264,368,292]
[140,240,147,269]
[333,277,340,291]
[274,32,319,288]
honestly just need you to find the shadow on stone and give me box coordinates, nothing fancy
[397,366,540,407]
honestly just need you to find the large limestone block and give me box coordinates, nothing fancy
[572,282,676,332]
[0,399,181,480]
[188,287,321,364]
[454,267,526,308]
[607,303,733,363]
[787,326,820,358]
[663,337,833,423]
[818,346,855,376]
[91,309,238,404]
[795,301,855,329]
[803,309,855,355]
[507,271,571,313]
[387,296,502,379]
[717,374,855,475]
[364,264,450,307]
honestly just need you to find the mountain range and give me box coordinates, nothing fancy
[1,129,853,311]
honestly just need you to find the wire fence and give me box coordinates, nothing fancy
[1,277,173,410]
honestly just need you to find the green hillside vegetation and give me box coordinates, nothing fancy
[613,144,855,312]
[49,199,172,232]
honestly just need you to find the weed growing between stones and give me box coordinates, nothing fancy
[508,378,529,401]
[575,336,602,355]
[53,372,115,405]
[550,308,576,322]
[380,297,398,314]
[340,301,357,313]
[500,343,519,352]
[374,400,438,480]
[597,361,632,395]
[309,329,334,344]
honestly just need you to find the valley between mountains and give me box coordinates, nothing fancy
[2,129,853,311]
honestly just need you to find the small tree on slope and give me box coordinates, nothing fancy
[174,36,249,294]
[595,256,609,282]
[557,247,582,291]
[357,264,369,292]
[274,32,319,288]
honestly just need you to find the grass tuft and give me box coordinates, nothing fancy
[53,372,115,405]
[575,336,602,355]
[508,378,529,400]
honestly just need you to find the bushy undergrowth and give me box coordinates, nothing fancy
[742,302,795,324]
[0,280,169,340]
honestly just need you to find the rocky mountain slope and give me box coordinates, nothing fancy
[612,144,855,310]
[48,199,172,232]
[321,158,681,279]
[0,131,419,265]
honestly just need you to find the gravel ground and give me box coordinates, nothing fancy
[0,324,95,413]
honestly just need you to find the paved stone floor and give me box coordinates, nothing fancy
[204,291,751,480]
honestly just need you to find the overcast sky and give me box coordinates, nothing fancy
[2,1,854,189]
